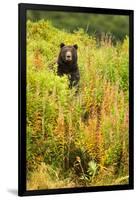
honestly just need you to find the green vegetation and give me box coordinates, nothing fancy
[27,11,129,41]
[26,20,129,190]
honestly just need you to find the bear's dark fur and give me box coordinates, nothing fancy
[57,43,80,89]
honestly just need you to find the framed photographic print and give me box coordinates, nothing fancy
[18,3,134,196]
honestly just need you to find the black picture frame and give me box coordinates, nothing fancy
[18,3,134,196]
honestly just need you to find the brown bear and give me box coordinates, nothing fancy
[57,43,80,89]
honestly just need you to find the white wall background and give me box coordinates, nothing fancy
[0,0,136,199]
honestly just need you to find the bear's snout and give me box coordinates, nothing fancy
[66,51,72,61]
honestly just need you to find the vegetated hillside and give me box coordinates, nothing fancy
[26,20,129,190]
[27,11,129,41]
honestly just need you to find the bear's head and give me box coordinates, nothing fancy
[58,43,78,64]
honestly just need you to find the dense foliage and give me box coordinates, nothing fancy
[26,20,129,190]
[27,11,129,41]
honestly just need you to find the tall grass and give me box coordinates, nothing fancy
[26,20,129,190]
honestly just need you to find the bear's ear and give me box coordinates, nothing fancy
[73,44,78,49]
[60,43,65,48]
